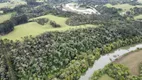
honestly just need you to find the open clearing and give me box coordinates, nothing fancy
[115,50,142,75]
[0,0,26,9]
[0,13,13,23]
[98,75,114,80]
[2,14,97,40]
[105,4,142,11]
[134,14,142,20]
[30,14,70,27]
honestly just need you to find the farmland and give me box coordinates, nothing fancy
[115,50,142,75]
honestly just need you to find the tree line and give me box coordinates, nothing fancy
[0,20,142,80]
[91,63,131,80]
[0,14,28,35]
[66,6,123,26]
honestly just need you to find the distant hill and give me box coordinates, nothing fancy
[78,0,137,4]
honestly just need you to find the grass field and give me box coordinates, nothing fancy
[98,75,114,80]
[0,13,13,23]
[105,4,142,11]
[134,14,142,20]
[0,0,26,9]
[30,14,70,27]
[115,50,142,75]
[2,14,97,40]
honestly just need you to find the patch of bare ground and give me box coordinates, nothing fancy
[114,50,142,75]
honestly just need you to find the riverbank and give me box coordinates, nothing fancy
[90,49,142,80]
[80,43,142,80]
[114,49,142,75]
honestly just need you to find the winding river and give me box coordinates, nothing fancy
[79,43,142,80]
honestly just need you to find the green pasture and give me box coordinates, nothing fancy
[2,14,97,40]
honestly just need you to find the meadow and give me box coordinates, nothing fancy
[134,14,142,20]
[1,14,97,40]
[0,13,13,23]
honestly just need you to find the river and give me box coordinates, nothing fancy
[79,43,142,80]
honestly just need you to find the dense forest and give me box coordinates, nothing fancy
[66,6,123,26]
[1,0,142,80]
[1,20,142,79]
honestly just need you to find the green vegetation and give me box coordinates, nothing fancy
[66,6,123,26]
[0,0,26,9]
[78,0,136,5]
[0,14,28,35]
[134,14,142,20]
[105,4,142,11]
[30,14,71,27]
[91,49,142,80]
[2,0,142,80]
[2,14,97,40]
[98,75,114,80]
[91,63,130,80]
[115,50,142,75]
[1,20,142,79]
[139,63,142,77]
[0,13,13,23]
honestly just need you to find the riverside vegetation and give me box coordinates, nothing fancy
[1,20,142,80]
[1,0,142,80]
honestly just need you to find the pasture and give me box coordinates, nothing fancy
[105,4,142,11]
[115,50,142,75]
[0,13,13,23]
[134,14,142,20]
[98,75,114,80]
[2,14,97,40]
